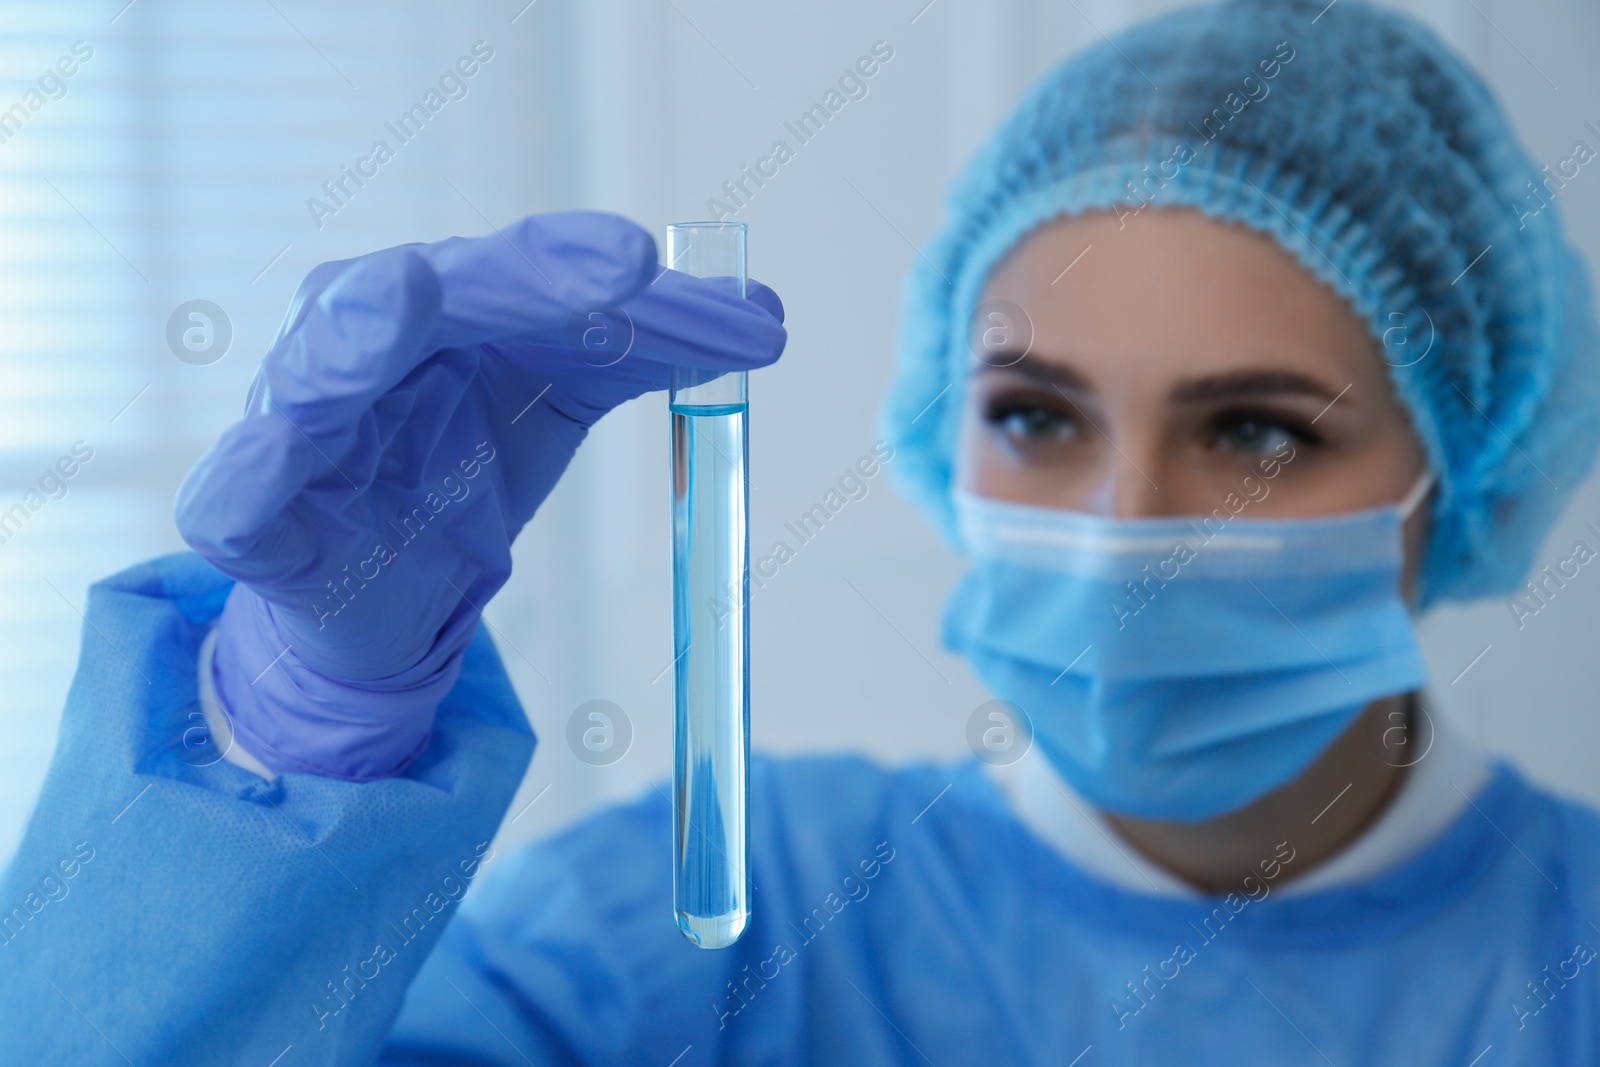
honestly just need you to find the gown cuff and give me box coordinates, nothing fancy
[195,625,275,780]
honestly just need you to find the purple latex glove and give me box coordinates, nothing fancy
[175,211,786,780]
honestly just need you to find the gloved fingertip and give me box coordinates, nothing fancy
[746,279,786,325]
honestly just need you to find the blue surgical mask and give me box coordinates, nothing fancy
[940,474,1433,823]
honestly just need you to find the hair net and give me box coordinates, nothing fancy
[876,0,1600,608]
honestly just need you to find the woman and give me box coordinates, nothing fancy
[4,0,1597,1062]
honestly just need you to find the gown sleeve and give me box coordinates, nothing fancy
[377,786,735,1067]
[0,553,534,1066]
[378,754,909,1067]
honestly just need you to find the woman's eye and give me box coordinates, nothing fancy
[983,399,1081,445]
[1210,412,1315,455]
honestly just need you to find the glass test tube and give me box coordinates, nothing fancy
[667,221,751,949]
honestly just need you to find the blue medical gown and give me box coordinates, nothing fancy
[4,554,1599,1064]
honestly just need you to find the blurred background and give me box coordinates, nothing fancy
[1,0,1597,862]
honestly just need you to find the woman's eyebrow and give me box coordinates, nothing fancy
[1169,369,1344,404]
[969,356,1093,393]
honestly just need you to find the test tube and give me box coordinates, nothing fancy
[667,221,750,949]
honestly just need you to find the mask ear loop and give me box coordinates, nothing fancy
[1398,470,1436,521]
[1396,469,1435,615]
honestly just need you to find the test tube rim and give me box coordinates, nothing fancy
[666,221,748,405]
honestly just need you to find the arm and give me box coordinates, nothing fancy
[1,212,785,1064]
[373,754,910,1067]
[0,553,531,1065]
[377,772,766,1066]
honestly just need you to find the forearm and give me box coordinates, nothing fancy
[0,553,534,1066]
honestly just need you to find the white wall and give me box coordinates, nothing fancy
[1,0,1596,860]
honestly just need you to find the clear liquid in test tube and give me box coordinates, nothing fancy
[667,221,750,949]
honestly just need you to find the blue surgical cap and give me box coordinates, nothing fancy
[877,0,1600,608]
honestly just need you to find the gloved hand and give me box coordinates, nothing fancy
[175,211,786,780]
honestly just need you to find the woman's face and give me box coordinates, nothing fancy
[955,208,1430,555]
